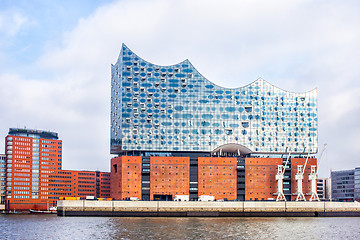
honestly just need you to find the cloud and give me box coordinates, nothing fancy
[0,10,28,37]
[1,0,360,176]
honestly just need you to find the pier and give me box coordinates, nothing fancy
[57,200,360,217]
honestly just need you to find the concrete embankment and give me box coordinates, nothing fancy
[57,200,360,217]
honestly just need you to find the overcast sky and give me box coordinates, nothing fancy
[0,0,359,177]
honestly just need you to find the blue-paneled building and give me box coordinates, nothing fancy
[111,44,318,156]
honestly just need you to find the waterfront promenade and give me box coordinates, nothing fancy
[58,200,360,217]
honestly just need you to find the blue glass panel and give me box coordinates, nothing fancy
[175,73,186,78]
[182,114,193,119]
[225,107,235,112]
[141,83,152,87]
[202,114,213,119]
[215,129,223,134]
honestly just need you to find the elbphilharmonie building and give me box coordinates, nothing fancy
[110,44,318,201]
[111,44,317,156]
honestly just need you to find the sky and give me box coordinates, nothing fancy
[0,0,359,177]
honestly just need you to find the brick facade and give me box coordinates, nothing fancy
[198,157,237,201]
[150,156,190,200]
[110,156,142,200]
[245,158,283,201]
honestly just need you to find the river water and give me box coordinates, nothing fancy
[1,215,359,239]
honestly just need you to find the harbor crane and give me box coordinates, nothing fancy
[295,152,310,201]
[276,151,291,201]
[308,144,328,201]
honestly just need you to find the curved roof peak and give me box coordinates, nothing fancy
[118,44,317,94]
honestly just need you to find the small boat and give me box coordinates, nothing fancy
[29,209,56,214]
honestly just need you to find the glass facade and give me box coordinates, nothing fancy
[331,169,355,201]
[111,44,318,154]
[355,167,360,201]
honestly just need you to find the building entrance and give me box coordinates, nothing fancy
[153,194,172,201]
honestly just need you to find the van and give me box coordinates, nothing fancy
[198,195,215,202]
[174,195,189,201]
[86,196,97,200]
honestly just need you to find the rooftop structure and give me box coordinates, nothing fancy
[8,128,58,140]
[111,44,318,156]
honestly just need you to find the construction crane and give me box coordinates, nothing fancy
[308,144,328,201]
[276,151,291,201]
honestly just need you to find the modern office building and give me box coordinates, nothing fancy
[48,170,110,202]
[331,169,355,201]
[317,178,331,201]
[355,167,360,201]
[5,128,62,210]
[0,154,6,204]
[110,44,319,201]
[4,128,110,211]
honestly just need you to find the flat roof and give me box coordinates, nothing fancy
[8,128,59,140]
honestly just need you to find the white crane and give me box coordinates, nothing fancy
[295,153,310,201]
[308,144,328,201]
[295,165,306,201]
[276,151,291,201]
[276,165,286,201]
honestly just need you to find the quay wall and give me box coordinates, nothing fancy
[57,201,360,217]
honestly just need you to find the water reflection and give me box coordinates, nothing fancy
[1,215,359,240]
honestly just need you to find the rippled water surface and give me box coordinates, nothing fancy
[1,215,359,239]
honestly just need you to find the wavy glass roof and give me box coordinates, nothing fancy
[111,44,318,155]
